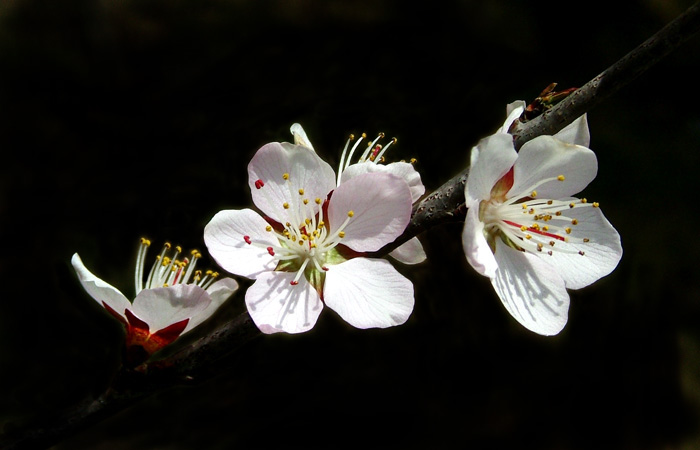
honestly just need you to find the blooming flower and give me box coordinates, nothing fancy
[290,123,427,264]
[204,138,415,334]
[71,239,239,358]
[462,102,622,335]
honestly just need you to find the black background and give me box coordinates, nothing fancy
[2,0,700,448]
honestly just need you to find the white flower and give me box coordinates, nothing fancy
[204,139,415,334]
[71,239,239,356]
[462,102,622,336]
[291,123,427,265]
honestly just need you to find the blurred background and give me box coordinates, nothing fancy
[2,0,700,448]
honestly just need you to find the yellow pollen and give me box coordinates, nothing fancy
[303,199,309,205]
[522,204,528,209]
[347,211,354,217]
[338,231,346,238]
[283,202,289,209]
[543,226,549,231]
[569,202,575,208]
[410,158,417,164]
[537,243,543,251]
[298,240,305,246]
[315,198,322,204]
[557,175,565,181]
[310,243,317,248]
[298,188,305,195]
[571,219,579,225]
[206,270,213,275]
[581,198,588,204]
[531,223,540,230]
[520,225,528,231]
[528,208,535,214]
[565,227,572,234]
[525,234,532,240]
[583,238,590,243]
[305,218,311,225]
[531,190,538,198]
[291,236,297,242]
[361,133,367,139]
[140,237,151,246]
[283,173,289,180]
[549,241,555,246]
[555,211,562,216]
[266,225,272,232]
[175,245,182,253]
[593,202,600,208]
[318,221,325,227]
[547,200,553,205]
[164,242,172,249]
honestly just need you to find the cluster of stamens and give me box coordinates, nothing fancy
[135,238,218,295]
[337,132,413,185]
[245,173,355,286]
[481,174,600,257]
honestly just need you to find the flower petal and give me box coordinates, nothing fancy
[498,100,526,134]
[71,253,132,320]
[186,277,240,331]
[389,237,427,265]
[131,284,211,333]
[553,114,590,147]
[535,203,622,290]
[491,240,569,336]
[245,271,323,334]
[466,133,518,203]
[462,202,498,278]
[509,135,597,200]
[290,123,315,151]
[248,142,335,222]
[324,258,414,329]
[341,161,425,203]
[327,172,412,252]
[204,208,278,279]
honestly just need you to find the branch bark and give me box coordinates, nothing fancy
[3,2,700,449]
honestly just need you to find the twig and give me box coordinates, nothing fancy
[3,3,700,448]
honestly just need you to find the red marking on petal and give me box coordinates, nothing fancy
[491,167,515,198]
[255,179,265,189]
[503,220,566,241]
[151,319,190,347]
[125,309,150,333]
[243,235,252,245]
[102,301,127,325]
[290,281,299,286]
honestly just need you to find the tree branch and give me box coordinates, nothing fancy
[3,3,700,449]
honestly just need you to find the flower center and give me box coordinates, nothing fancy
[245,173,355,288]
[135,238,218,295]
[480,172,599,256]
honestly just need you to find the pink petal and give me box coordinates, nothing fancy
[204,208,279,279]
[131,284,211,333]
[324,258,414,329]
[327,172,412,252]
[462,203,498,278]
[533,203,622,290]
[466,133,518,203]
[341,161,425,203]
[510,135,598,200]
[245,271,323,334]
[491,240,569,336]
[71,253,131,320]
[248,142,335,223]
[553,114,590,147]
[389,237,426,265]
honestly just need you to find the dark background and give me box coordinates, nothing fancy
[2,0,700,448]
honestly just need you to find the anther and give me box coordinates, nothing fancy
[338,231,346,238]
[583,238,590,243]
[298,188,305,195]
[531,190,538,198]
[569,202,575,208]
[282,173,289,180]
[347,211,354,217]
[592,202,600,208]
[267,247,275,256]
[565,227,572,234]
[283,202,289,209]
[243,235,252,245]
[255,179,265,189]
[266,225,272,232]
[571,219,578,225]
[578,251,585,256]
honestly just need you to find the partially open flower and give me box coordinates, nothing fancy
[462,103,622,335]
[71,239,239,360]
[204,139,415,334]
